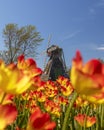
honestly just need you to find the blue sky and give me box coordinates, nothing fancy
[0,0,104,69]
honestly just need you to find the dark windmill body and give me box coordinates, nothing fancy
[41,45,69,81]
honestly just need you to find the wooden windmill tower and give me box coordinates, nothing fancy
[41,44,69,81]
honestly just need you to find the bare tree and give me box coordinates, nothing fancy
[1,23,43,64]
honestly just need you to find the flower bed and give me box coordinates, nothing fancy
[0,52,104,130]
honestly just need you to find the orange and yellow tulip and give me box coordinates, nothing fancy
[71,51,104,96]
[27,107,56,130]
[17,55,42,77]
[0,61,32,94]
[74,114,96,127]
[0,103,17,129]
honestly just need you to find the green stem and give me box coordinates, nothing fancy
[96,106,100,130]
[101,104,104,129]
[84,106,90,130]
[62,92,78,130]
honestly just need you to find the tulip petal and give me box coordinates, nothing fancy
[0,103,17,129]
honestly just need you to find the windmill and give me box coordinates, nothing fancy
[41,41,69,81]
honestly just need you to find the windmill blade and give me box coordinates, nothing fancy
[40,50,47,55]
[43,34,52,69]
[47,34,52,48]
[40,34,52,56]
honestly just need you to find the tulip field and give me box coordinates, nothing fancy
[0,51,104,130]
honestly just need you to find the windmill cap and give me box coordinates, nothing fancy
[47,45,60,53]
